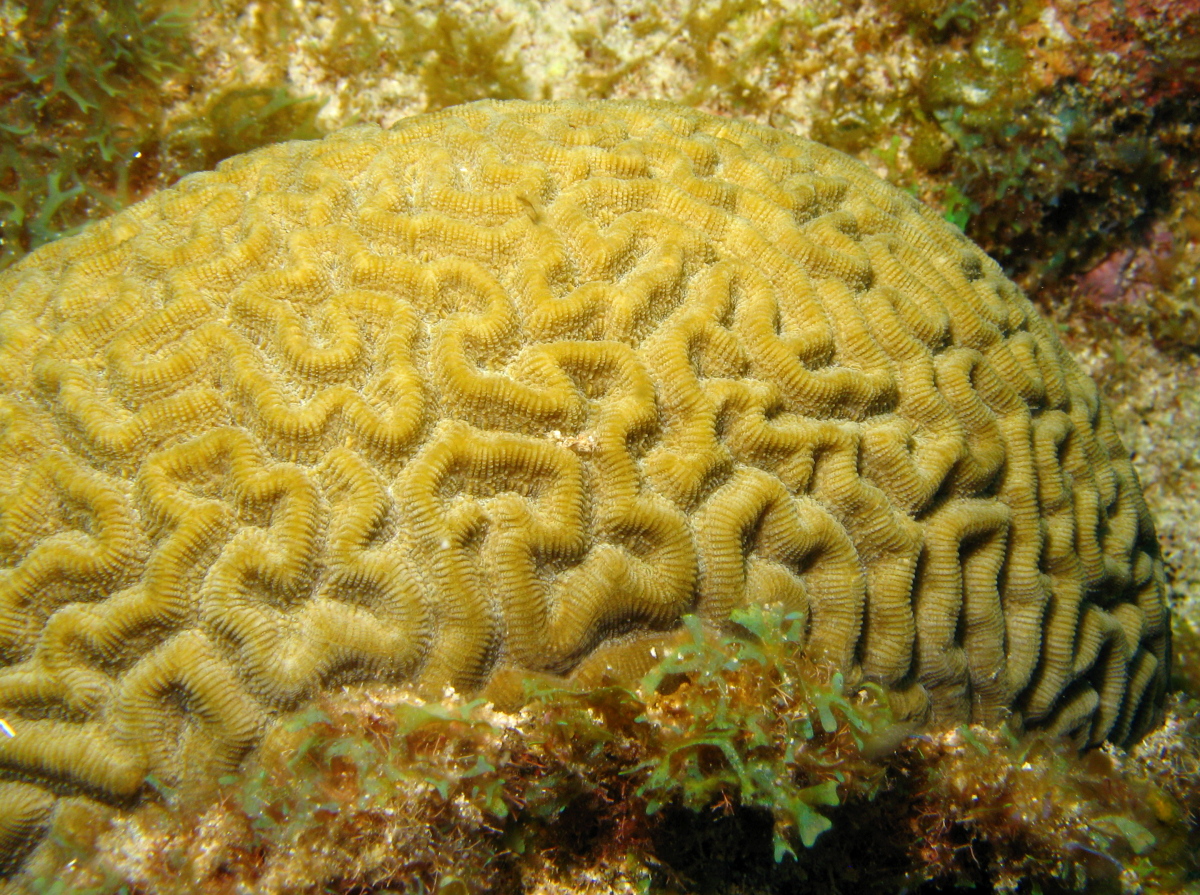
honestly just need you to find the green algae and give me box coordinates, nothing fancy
[0,1,323,273]
[16,600,1200,895]
[0,0,192,270]
[577,0,824,115]
[291,1,532,112]
[11,606,896,893]
[415,12,532,111]
[165,86,326,175]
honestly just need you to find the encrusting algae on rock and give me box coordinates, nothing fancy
[0,99,1187,892]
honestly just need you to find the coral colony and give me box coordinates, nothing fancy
[1,100,1192,894]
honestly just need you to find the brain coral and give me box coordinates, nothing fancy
[0,99,1171,870]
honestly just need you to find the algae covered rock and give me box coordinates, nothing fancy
[0,99,1171,872]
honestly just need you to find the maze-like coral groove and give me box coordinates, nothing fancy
[0,99,1171,870]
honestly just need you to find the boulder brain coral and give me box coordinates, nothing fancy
[0,99,1171,869]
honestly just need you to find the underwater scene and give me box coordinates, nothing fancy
[0,0,1199,893]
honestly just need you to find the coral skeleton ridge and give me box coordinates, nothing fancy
[0,99,1170,871]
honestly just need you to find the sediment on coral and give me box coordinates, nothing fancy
[0,99,1172,878]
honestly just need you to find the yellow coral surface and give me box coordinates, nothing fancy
[0,99,1170,870]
